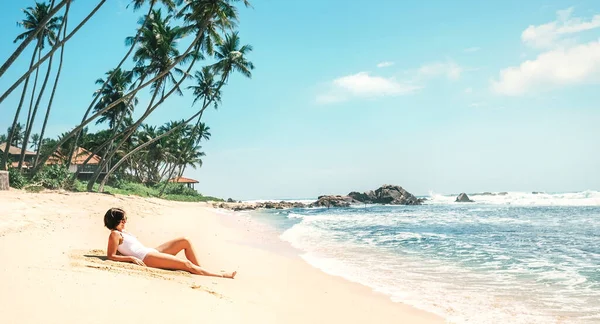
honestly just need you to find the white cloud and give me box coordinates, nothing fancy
[417,61,463,80]
[317,72,421,104]
[522,7,600,48]
[464,87,473,94]
[333,72,420,96]
[377,61,395,68]
[464,47,481,53]
[491,40,600,95]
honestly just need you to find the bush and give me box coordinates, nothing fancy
[32,164,71,189]
[156,182,199,196]
[8,168,28,189]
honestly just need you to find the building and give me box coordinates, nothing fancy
[46,147,108,180]
[0,142,37,169]
[168,176,199,189]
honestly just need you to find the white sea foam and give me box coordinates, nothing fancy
[278,205,600,323]
[426,190,600,206]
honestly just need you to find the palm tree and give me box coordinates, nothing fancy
[30,134,41,151]
[93,68,137,130]
[0,0,69,79]
[212,32,254,81]
[7,123,25,147]
[35,1,71,167]
[0,1,106,108]
[2,1,62,170]
[17,2,66,169]
[69,0,178,163]
[98,31,254,191]
[87,8,188,190]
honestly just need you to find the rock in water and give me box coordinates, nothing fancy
[455,193,473,202]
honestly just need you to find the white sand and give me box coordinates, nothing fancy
[0,189,443,323]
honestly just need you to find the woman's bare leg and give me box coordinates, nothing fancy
[155,237,200,266]
[143,252,236,279]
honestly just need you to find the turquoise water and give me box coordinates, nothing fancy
[249,191,600,323]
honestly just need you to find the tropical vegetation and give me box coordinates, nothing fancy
[0,0,254,201]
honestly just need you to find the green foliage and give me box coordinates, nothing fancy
[99,180,223,202]
[7,168,28,189]
[156,182,198,196]
[32,164,71,189]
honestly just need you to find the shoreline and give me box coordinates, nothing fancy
[0,190,443,324]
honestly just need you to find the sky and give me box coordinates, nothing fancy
[1,0,599,200]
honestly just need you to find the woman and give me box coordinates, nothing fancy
[104,207,236,279]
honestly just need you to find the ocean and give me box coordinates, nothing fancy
[245,191,600,323]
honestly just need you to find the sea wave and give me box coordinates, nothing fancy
[277,204,600,323]
[426,190,600,206]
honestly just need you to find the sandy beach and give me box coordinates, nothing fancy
[0,189,443,324]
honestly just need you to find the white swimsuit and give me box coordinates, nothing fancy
[116,231,157,261]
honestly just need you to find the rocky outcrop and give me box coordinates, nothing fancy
[213,184,423,210]
[349,185,423,205]
[309,195,359,208]
[455,193,473,202]
[212,200,308,211]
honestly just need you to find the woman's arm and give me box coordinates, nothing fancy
[106,231,145,266]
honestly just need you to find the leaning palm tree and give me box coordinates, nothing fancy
[2,1,62,170]
[97,31,254,192]
[35,2,71,167]
[69,0,179,162]
[86,8,189,190]
[93,68,137,130]
[17,2,67,169]
[0,0,69,79]
[0,1,106,108]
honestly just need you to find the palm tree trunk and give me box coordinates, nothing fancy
[69,3,154,167]
[33,32,203,174]
[0,0,106,107]
[1,46,38,170]
[34,2,70,168]
[0,0,69,79]
[18,48,55,169]
[23,45,42,153]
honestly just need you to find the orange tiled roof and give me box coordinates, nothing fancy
[169,176,199,184]
[0,142,36,155]
[46,147,101,165]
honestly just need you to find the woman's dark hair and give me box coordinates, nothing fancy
[104,208,125,230]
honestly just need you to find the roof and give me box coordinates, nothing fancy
[46,147,102,165]
[0,142,36,155]
[169,176,199,184]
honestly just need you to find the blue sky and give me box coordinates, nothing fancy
[1,0,599,200]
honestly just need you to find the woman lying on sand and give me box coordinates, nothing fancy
[104,207,236,279]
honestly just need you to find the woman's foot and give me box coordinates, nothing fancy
[222,271,237,279]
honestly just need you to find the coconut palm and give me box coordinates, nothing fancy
[93,68,137,130]
[35,2,71,167]
[87,9,188,190]
[0,0,69,79]
[97,32,254,191]
[2,1,62,170]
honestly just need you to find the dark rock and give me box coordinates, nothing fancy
[345,185,423,205]
[226,198,235,203]
[498,192,508,196]
[309,195,358,208]
[455,193,473,202]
